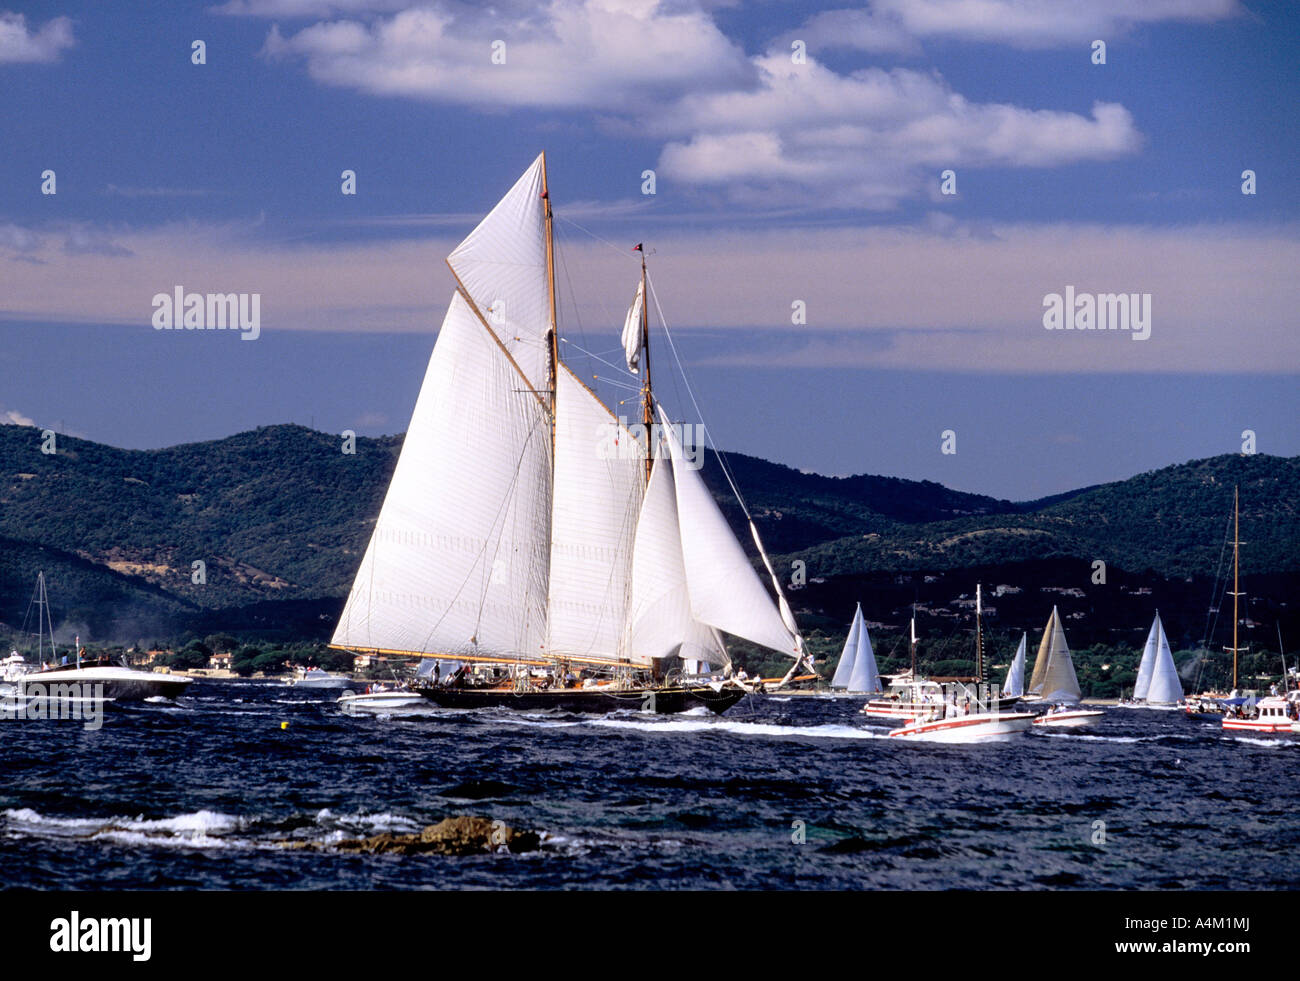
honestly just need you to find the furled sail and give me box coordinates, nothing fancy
[830,605,861,688]
[845,606,881,692]
[447,154,551,391]
[547,366,646,663]
[661,409,800,658]
[331,292,553,658]
[1002,632,1027,697]
[1145,613,1184,704]
[621,279,645,375]
[1028,606,1082,702]
[628,454,725,665]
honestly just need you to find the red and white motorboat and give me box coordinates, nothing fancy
[1221,696,1298,734]
[1032,706,1105,728]
[889,706,1035,743]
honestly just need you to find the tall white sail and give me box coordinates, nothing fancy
[547,366,645,663]
[1028,606,1082,702]
[830,605,862,688]
[846,608,881,693]
[662,409,799,658]
[447,154,551,391]
[628,455,724,665]
[1134,616,1159,700]
[331,292,552,658]
[1146,614,1184,704]
[1002,632,1027,697]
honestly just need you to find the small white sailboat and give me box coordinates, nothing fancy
[1132,612,1183,706]
[830,603,881,694]
[1024,606,1082,704]
[1001,632,1027,699]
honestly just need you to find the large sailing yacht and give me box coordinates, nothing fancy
[329,154,813,714]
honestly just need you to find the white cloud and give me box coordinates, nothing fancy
[0,222,40,252]
[261,1,753,111]
[654,56,1141,206]
[213,0,409,15]
[812,0,1244,50]
[0,217,1295,374]
[2,408,36,427]
[0,11,74,64]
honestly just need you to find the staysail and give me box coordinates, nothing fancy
[845,606,881,693]
[1028,606,1082,702]
[1002,632,1027,698]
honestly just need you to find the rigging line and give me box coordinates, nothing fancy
[645,273,754,520]
[558,337,637,383]
[555,213,644,264]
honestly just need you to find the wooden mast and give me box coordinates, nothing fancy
[975,583,985,682]
[910,615,917,680]
[541,151,560,452]
[1227,484,1245,691]
[639,247,653,483]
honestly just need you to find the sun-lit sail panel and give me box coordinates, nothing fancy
[331,291,552,658]
[621,279,645,375]
[1134,616,1159,700]
[830,605,861,688]
[1029,606,1082,702]
[628,455,722,665]
[1002,633,1027,697]
[662,409,799,658]
[547,366,646,663]
[447,153,551,391]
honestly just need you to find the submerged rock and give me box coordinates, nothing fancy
[288,815,541,856]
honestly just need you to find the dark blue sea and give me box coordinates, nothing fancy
[2,681,1297,890]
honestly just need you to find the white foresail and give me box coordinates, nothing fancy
[662,409,800,658]
[1002,632,1027,697]
[547,366,646,662]
[1134,616,1159,700]
[331,291,552,658]
[628,455,724,665]
[622,279,645,375]
[830,605,861,688]
[447,154,551,391]
[1146,614,1184,704]
[846,608,881,692]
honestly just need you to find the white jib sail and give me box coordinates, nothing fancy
[1002,632,1027,697]
[1134,615,1160,700]
[830,604,862,688]
[447,154,551,392]
[661,408,799,658]
[846,608,881,692]
[1146,614,1184,704]
[628,454,724,665]
[547,366,646,663]
[331,291,552,659]
[621,279,644,375]
[1031,606,1082,702]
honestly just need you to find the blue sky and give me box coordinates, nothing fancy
[0,0,1296,498]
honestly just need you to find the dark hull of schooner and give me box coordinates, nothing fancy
[412,682,749,715]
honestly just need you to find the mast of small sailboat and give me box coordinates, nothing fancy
[974,583,985,683]
[910,615,917,679]
[1226,484,1245,691]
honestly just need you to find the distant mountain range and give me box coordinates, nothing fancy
[1,422,1296,648]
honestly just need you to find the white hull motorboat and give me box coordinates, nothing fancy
[17,665,191,702]
[1032,708,1105,728]
[338,688,429,713]
[289,668,354,689]
[889,710,1035,743]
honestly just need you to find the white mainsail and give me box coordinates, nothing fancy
[1134,616,1159,700]
[1028,606,1082,702]
[331,292,552,658]
[1142,613,1183,704]
[1002,632,1027,697]
[845,606,881,693]
[547,366,646,663]
[830,605,862,688]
